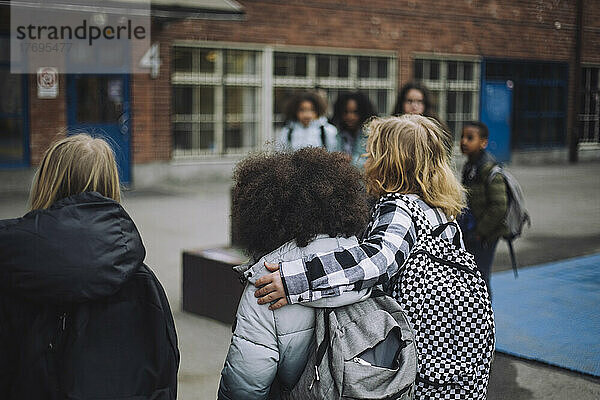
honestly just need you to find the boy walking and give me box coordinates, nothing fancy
[460,121,508,292]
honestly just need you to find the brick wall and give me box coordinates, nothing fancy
[20,0,600,164]
[28,74,67,165]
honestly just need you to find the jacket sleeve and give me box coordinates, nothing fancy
[476,170,509,240]
[218,284,279,400]
[303,287,371,308]
[279,200,416,304]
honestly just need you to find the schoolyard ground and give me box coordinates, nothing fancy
[1,161,599,399]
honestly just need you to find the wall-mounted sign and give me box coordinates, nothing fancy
[37,67,58,98]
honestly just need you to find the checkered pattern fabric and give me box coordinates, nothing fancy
[390,194,495,400]
[280,194,457,304]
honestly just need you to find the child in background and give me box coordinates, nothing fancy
[392,82,453,156]
[254,115,494,399]
[278,91,338,151]
[459,121,508,291]
[392,82,433,117]
[331,91,377,168]
[218,148,370,399]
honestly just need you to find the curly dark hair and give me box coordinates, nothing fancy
[231,147,369,260]
[284,91,327,123]
[392,81,435,117]
[331,91,377,134]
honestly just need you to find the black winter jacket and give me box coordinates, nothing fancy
[0,192,179,399]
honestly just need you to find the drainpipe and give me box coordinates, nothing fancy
[570,0,583,163]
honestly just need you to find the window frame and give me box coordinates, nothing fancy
[580,65,600,145]
[171,43,263,158]
[171,42,397,159]
[272,46,397,129]
[413,54,481,145]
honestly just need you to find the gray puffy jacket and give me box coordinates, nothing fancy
[218,235,370,400]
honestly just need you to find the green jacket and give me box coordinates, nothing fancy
[462,151,509,242]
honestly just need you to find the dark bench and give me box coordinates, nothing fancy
[182,247,247,325]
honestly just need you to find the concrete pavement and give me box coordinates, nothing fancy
[1,161,599,399]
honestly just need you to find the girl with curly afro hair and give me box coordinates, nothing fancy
[219,147,370,399]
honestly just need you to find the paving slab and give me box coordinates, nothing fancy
[1,162,599,399]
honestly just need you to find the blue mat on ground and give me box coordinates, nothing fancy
[491,253,600,376]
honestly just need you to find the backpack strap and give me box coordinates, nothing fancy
[392,194,434,237]
[288,124,327,150]
[431,221,463,248]
[320,125,327,150]
[311,309,333,386]
[487,164,503,185]
[287,126,294,145]
[392,194,464,249]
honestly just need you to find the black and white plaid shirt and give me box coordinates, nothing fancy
[280,194,463,304]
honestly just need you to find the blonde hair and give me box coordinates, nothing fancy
[364,115,465,218]
[30,134,121,210]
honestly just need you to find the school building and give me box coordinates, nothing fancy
[1,0,599,188]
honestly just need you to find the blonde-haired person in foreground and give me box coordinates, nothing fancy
[254,115,495,399]
[0,134,179,399]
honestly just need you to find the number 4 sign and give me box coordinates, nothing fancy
[139,43,161,78]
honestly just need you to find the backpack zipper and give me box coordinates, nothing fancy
[412,250,478,276]
[47,311,68,396]
[60,312,66,331]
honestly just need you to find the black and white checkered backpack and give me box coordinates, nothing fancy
[381,194,495,400]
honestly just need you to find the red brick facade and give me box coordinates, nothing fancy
[28,74,67,165]
[13,0,600,165]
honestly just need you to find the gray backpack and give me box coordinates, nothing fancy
[282,290,417,400]
[488,165,531,276]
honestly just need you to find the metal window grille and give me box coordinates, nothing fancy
[580,67,600,143]
[171,46,396,158]
[273,52,396,129]
[414,58,480,143]
[171,47,261,157]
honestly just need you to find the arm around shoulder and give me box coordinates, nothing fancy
[279,199,416,304]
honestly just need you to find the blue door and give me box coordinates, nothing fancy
[67,75,131,185]
[480,80,513,163]
[0,36,29,168]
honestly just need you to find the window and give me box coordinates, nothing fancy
[172,47,261,156]
[580,67,600,144]
[275,52,307,77]
[171,46,395,158]
[414,58,480,143]
[273,52,395,128]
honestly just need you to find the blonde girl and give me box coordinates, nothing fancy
[0,134,178,399]
[29,134,121,209]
